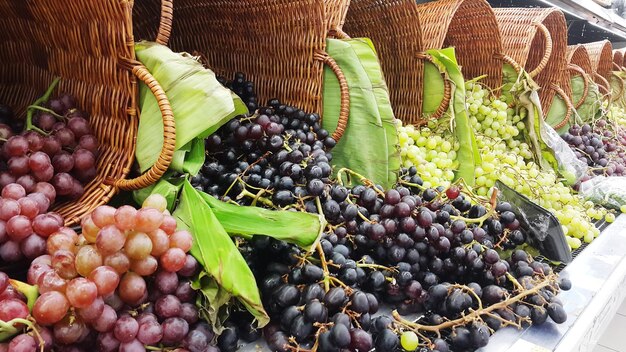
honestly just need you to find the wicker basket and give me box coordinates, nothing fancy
[133,0,350,142]
[494,7,570,117]
[614,50,624,70]
[0,0,176,225]
[414,0,503,91]
[566,44,592,109]
[583,40,613,95]
[343,0,425,124]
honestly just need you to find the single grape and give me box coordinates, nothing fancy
[53,316,86,345]
[135,208,164,233]
[96,225,126,255]
[147,229,170,256]
[169,230,193,252]
[142,194,168,212]
[20,234,47,259]
[74,245,103,277]
[8,334,36,352]
[1,183,25,200]
[118,272,147,305]
[88,266,120,296]
[114,205,137,231]
[114,315,139,343]
[92,304,118,332]
[130,255,158,276]
[77,296,104,322]
[160,247,186,272]
[125,232,152,260]
[36,271,67,294]
[137,320,163,345]
[32,291,69,325]
[103,252,130,275]
[400,331,419,351]
[52,249,78,279]
[66,277,98,308]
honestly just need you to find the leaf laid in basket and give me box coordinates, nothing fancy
[174,181,269,328]
[322,38,399,188]
[170,138,206,176]
[132,174,183,212]
[200,192,324,249]
[422,61,447,115]
[134,42,247,173]
[545,95,569,134]
[575,79,602,121]
[190,271,232,334]
[427,48,480,186]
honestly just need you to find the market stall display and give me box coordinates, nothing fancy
[2,0,626,351]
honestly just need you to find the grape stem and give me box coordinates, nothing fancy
[9,279,39,310]
[398,179,426,191]
[336,168,385,197]
[236,188,274,208]
[449,188,499,226]
[26,77,60,134]
[316,243,331,293]
[392,275,553,334]
[356,262,398,273]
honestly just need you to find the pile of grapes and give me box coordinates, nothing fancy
[191,85,335,210]
[397,123,458,189]
[561,121,626,176]
[0,93,98,202]
[462,83,598,249]
[186,75,572,352]
[0,194,217,351]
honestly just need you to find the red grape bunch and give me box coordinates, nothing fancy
[23,194,212,351]
[0,182,64,263]
[0,94,98,203]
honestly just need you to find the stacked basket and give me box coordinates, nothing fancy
[0,0,176,225]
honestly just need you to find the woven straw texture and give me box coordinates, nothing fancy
[0,0,175,225]
[584,40,613,80]
[134,0,340,119]
[567,45,593,74]
[494,7,569,113]
[343,0,424,124]
[415,0,502,91]
[614,50,624,69]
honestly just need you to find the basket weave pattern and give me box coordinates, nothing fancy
[494,8,569,112]
[0,0,175,224]
[344,0,424,124]
[416,0,502,91]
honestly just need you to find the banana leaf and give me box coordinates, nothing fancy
[134,41,247,173]
[545,95,569,134]
[200,192,324,249]
[322,38,398,188]
[173,181,269,328]
[422,61,447,115]
[427,48,480,185]
[572,75,603,122]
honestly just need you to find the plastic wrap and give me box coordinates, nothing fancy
[540,120,588,184]
[496,181,572,263]
[580,176,626,209]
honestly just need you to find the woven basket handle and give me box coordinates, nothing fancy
[594,72,612,100]
[316,51,350,142]
[113,63,176,191]
[529,23,553,78]
[549,84,574,130]
[155,0,174,45]
[495,53,523,73]
[328,27,351,39]
[567,64,589,109]
[416,53,452,120]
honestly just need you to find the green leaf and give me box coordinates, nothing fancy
[322,38,399,188]
[132,174,183,212]
[134,41,247,173]
[191,271,232,333]
[173,181,269,327]
[427,48,480,186]
[200,192,324,249]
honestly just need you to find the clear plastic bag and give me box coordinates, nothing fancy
[580,176,626,209]
[540,119,588,184]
